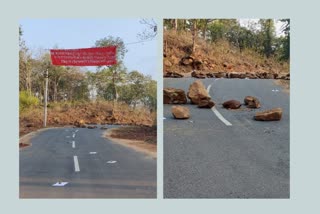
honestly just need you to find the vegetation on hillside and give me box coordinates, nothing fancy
[163,19,290,75]
[19,25,157,136]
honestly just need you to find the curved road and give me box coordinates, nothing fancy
[164,78,289,198]
[20,126,156,198]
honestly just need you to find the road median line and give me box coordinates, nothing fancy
[207,84,232,126]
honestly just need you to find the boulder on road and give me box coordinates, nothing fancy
[187,80,211,104]
[244,96,261,108]
[172,106,190,119]
[254,108,282,121]
[198,100,215,108]
[222,100,241,109]
[164,88,187,104]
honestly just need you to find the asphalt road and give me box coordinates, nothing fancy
[164,78,289,198]
[20,125,156,198]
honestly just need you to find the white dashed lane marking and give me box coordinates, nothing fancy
[73,156,80,172]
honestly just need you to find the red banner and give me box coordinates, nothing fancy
[50,46,117,66]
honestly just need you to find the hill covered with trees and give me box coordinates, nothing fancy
[19,26,157,136]
[163,19,289,79]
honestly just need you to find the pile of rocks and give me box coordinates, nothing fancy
[165,80,215,119]
[222,96,282,121]
[164,70,290,80]
[164,80,283,121]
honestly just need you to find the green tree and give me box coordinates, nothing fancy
[95,36,128,101]
[259,19,276,58]
[278,19,290,61]
[19,25,32,93]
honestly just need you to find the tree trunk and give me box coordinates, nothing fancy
[192,20,197,53]
[174,19,178,31]
[203,20,208,40]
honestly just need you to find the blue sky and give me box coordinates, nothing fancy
[19,19,158,79]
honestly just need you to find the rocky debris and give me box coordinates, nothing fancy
[163,88,187,104]
[222,100,241,109]
[257,72,274,79]
[180,56,194,66]
[191,70,206,79]
[254,108,282,121]
[206,73,215,78]
[164,59,172,67]
[229,72,246,79]
[187,80,211,104]
[87,125,97,129]
[26,123,33,127]
[164,71,184,78]
[74,119,85,127]
[245,72,258,79]
[193,60,203,70]
[100,126,108,130]
[223,62,233,69]
[198,100,215,108]
[212,72,226,78]
[171,106,190,119]
[277,73,290,80]
[244,96,261,108]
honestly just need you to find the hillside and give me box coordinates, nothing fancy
[163,30,289,79]
[19,101,156,137]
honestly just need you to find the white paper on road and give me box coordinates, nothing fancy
[52,182,68,187]
[89,152,97,154]
[163,117,166,120]
[107,161,117,164]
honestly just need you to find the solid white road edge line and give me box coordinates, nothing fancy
[72,141,75,148]
[207,84,232,126]
[73,156,80,172]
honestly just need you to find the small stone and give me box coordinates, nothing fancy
[172,106,190,119]
[222,100,241,109]
[244,96,261,108]
[198,100,215,108]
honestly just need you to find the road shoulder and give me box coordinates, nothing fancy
[104,126,157,159]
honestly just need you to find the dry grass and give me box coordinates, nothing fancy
[19,101,156,137]
[164,30,289,75]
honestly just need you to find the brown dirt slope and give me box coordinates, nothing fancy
[20,101,155,137]
[105,126,157,158]
[163,30,289,77]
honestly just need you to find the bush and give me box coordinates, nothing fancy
[19,91,39,112]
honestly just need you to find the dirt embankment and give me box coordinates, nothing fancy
[163,30,290,79]
[105,126,157,158]
[20,101,155,137]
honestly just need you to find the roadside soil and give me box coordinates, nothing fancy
[105,126,157,159]
[20,102,155,137]
[274,80,290,94]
